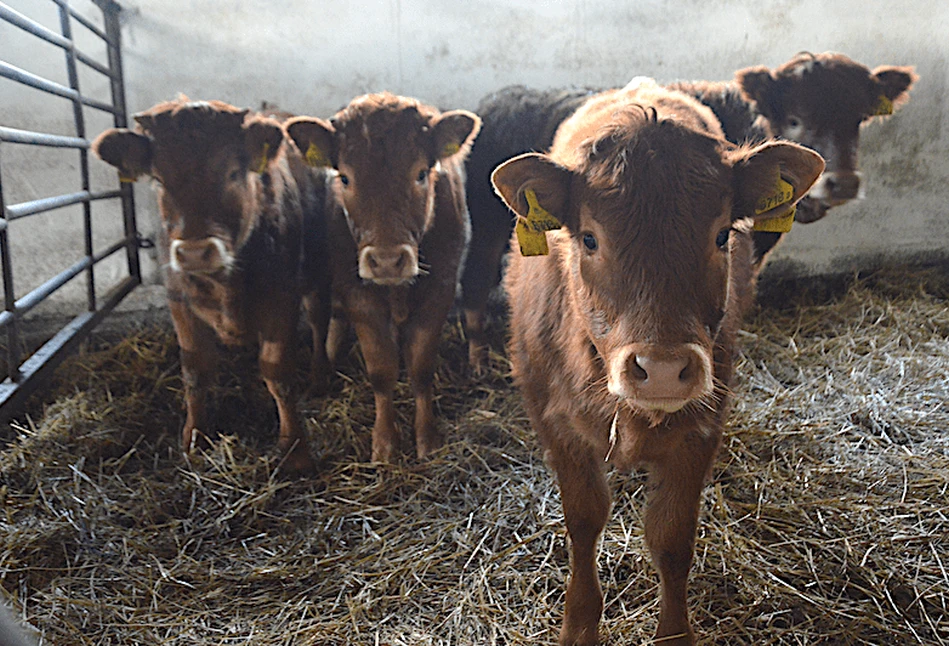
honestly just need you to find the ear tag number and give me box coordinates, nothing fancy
[872,94,894,116]
[753,176,795,233]
[515,188,562,256]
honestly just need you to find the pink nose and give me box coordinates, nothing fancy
[629,354,695,401]
[170,238,228,273]
[608,344,711,411]
[358,244,418,284]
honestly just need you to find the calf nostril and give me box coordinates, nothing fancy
[368,254,379,269]
[630,356,648,382]
[395,252,406,270]
[679,357,694,383]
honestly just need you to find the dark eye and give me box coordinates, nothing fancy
[787,116,802,129]
[338,173,350,186]
[716,228,730,249]
[417,169,428,183]
[229,169,243,182]
[582,233,598,251]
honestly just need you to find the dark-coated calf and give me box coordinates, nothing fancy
[495,85,824,645]
[460,85,594,370]
[286,92,480,462]
[93,99,330,474]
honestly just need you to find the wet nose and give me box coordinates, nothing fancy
[629,353,695,401]
[358,244,419,284]
[824,171,861,201]
[170,238,228,273]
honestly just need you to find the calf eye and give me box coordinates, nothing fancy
[417,169,428,183]
[338,173,350,186]
[716,228,730,249]
[582,233,598,251]
[228,169,243,183]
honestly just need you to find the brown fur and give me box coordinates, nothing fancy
[92,98,331,475]
[495,86,824,645]
[286,93,480,462]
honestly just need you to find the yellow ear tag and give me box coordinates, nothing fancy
[305,142,330,167]
[118,172,137,183]
[441,141,461,157]
[872,94,894,116]
[515,188,562,256]
[753,176,795,233]
[254,142,270,174]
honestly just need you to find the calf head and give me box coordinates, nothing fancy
[494,111,823,423]
[287,93,480,285]
[737,52,915,222]
[93,99,284,276]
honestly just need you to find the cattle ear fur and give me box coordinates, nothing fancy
[431,110,481,160]
[285,117,336,168]
[91,128,152,182]
[730,141,825,222]
[736,65,777,117]
[870,65,917,110]
[244,117,284,173]
[491,153,574,227]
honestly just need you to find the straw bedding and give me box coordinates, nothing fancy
[1,265,948,645]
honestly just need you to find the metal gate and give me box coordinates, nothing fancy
[0,0,139,420]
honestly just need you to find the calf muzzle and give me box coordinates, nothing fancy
[607,343,712,413]
[807,170,864,207]
[358,244,419,285]
[169,237,230,274]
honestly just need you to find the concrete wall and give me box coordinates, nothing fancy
[2,0,948,317]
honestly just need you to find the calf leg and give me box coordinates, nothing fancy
[326,315,353,366]
[460,230,509,372]
[352,319,400,463]
[259,317,314,475]
[546,430,611,646]
[302,291,331,394]
[169,301,217,452]
[404,323,444,458]
[643,434,719,645]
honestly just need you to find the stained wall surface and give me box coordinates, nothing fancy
[2,0,947,312]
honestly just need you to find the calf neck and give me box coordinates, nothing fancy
[496,86,823,645]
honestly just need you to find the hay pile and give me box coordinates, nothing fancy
[1,266,948,645]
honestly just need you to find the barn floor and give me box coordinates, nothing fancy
[2,265,948,645]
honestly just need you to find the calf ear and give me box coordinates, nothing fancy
[491,153,574,227]
[730,141,825,222]
[735,65,778,118]
[431,110,481,160]
[91,129,152,182]
[244,117,284,173]
[285,117,336,168]
[869,65,917,116]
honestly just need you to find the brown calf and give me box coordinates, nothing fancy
[93,99,331,474]
[462,54,915,355]
[495,85,824,644]
[672,51,916,259]
[286,93,480,462]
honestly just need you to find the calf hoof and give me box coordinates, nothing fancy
[415,432,444,459]
[276,442,316,477]
[181,426,213,453]
[558,623,599,646]
[468,349,486,376]
[370,441,397,464]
